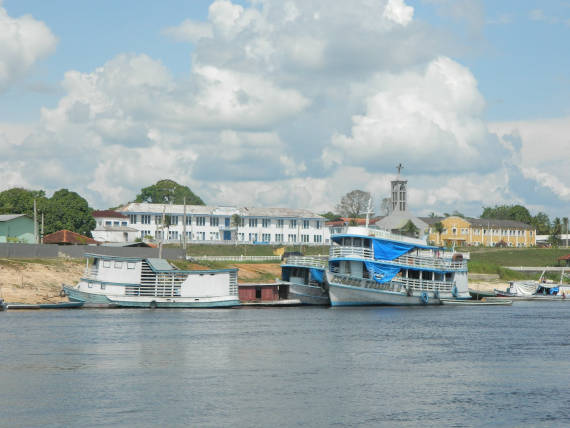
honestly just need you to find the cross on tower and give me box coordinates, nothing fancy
[396,163,404,175]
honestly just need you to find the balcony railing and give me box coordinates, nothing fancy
[329,273,455,294]
[284,256,328,268]
[329,246,467,270]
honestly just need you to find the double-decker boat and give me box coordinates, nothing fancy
[279,255,329,305]
[326,226,470,306]
[63,253,239,308]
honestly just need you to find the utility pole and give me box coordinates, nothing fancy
[182,197,187,252]
[41,212,44,244]
[158,206,166,259]
[33,198,38,244]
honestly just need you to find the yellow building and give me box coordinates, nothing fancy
[424,216,536,248]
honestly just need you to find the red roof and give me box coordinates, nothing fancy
[93,210,127,219]
[43,230,99,245]
[558,254,570,261]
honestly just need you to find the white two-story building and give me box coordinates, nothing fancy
[92,210,139,243]
[116,203,330,245]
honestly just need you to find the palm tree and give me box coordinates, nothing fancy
[434,221,444,246]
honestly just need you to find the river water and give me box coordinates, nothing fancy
[1,303,569,427]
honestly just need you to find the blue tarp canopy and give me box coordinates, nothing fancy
[364,261,401,283]
[310,268,324,283]
[372,239,414,261]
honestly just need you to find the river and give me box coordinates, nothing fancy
[1,302,569,427]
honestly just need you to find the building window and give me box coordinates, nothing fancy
[288,234,297,243]
[197,231,205,240]
[155,215,161,224]
[141,215,151,225]
[301,234,310,243]
[127,262,135,269]
[238,233,245,241]
[168,230,179,240]
[121,221,127,226]
[262,218,270,228]
[196,217,206,226]
[277,219,284,228]
[314,235,322,243]
[103,261,111,268]
[262,233,271,242]
[114,221,120,226]
[249,233,258,242]
[275,234,283,242]
[452,228,457,235]
[290,219,297,229]
[210,217,219,227]
[185,216,192,225]
[316,221,321,230]
[209,231,219,240]
[114,261,122,268]
[303,220,310,229]
[105,221,112,226]
[249,218,258,228]
[170,216,179,225]
[129,215,137,224]
[185,231,192,239]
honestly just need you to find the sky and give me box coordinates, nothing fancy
[0,0,569,219]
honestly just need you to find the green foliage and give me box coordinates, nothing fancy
[481,204,532,224]
[0,187,95,237]
[400,220,419,237]
[468,260,530,281]
[531,211,550,234]
[231,214,242,227]
[469,247,569,267]
[135,179,205,205]
[321,211,342,221]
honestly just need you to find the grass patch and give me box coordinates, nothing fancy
[164,243,329,257]
[467,247,569,267]
[468,260,537,281]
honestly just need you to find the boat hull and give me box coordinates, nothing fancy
[63,285,240,308]
[329,282,450,306]
[285,282,330,306]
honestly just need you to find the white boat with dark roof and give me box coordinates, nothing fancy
[63,253,239,308]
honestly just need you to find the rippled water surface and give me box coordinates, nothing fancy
[1,302,569,427]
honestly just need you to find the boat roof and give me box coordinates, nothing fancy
[331,233,440,251]
[147,258,176,271]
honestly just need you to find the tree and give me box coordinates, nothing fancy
[0,188,47,216]
[481,204,532,224]
[563,217,569,248]
[135,179,205,205]
[434,221,444,245]
[321,211,342,222]
[531,212,551,235]
[44,189,96,236]
[336,190,372,218]
[400,220,419,238]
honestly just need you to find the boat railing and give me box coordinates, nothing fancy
[284,256,328,268]
[329,272,454,293]
[329,246,467,270]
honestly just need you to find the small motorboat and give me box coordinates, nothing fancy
[440,298,513,306]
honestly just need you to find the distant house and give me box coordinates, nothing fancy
[0,214,35,244]
[43,229,99,245]
[92,210,139,243]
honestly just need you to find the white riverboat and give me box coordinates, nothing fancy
[327,226,471,306]
[63,253,239,308]
[279,255,330,305]
[326,226,470,306]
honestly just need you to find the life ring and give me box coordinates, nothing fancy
[420,291,429,305]
[452,286,458,298]
[150,300,157,309]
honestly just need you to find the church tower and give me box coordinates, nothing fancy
[391,163,407,213]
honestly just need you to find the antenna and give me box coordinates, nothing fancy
[365,197,373,228]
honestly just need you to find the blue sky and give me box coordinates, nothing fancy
[0,0,569,219]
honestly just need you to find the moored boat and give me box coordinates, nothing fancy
[0,298,6,311]
[63,253,240,308]
[279,255,330,305]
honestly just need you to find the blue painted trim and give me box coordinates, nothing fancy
[81,278,142,287]
[328,282,402,295]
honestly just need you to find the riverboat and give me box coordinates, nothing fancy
[62,253,239,308]
[279,255,330,305]
[326,226,470,306]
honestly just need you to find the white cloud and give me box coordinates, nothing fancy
[324,56,505,174]
[383,0,414,26]
[0,5,57,92]
[162,19,213,43]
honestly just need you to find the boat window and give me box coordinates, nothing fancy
[114,262,122,268]
[101,283,106,290]
[127,263,135,269]
[353,238,362,247]
[103,261,110,268]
